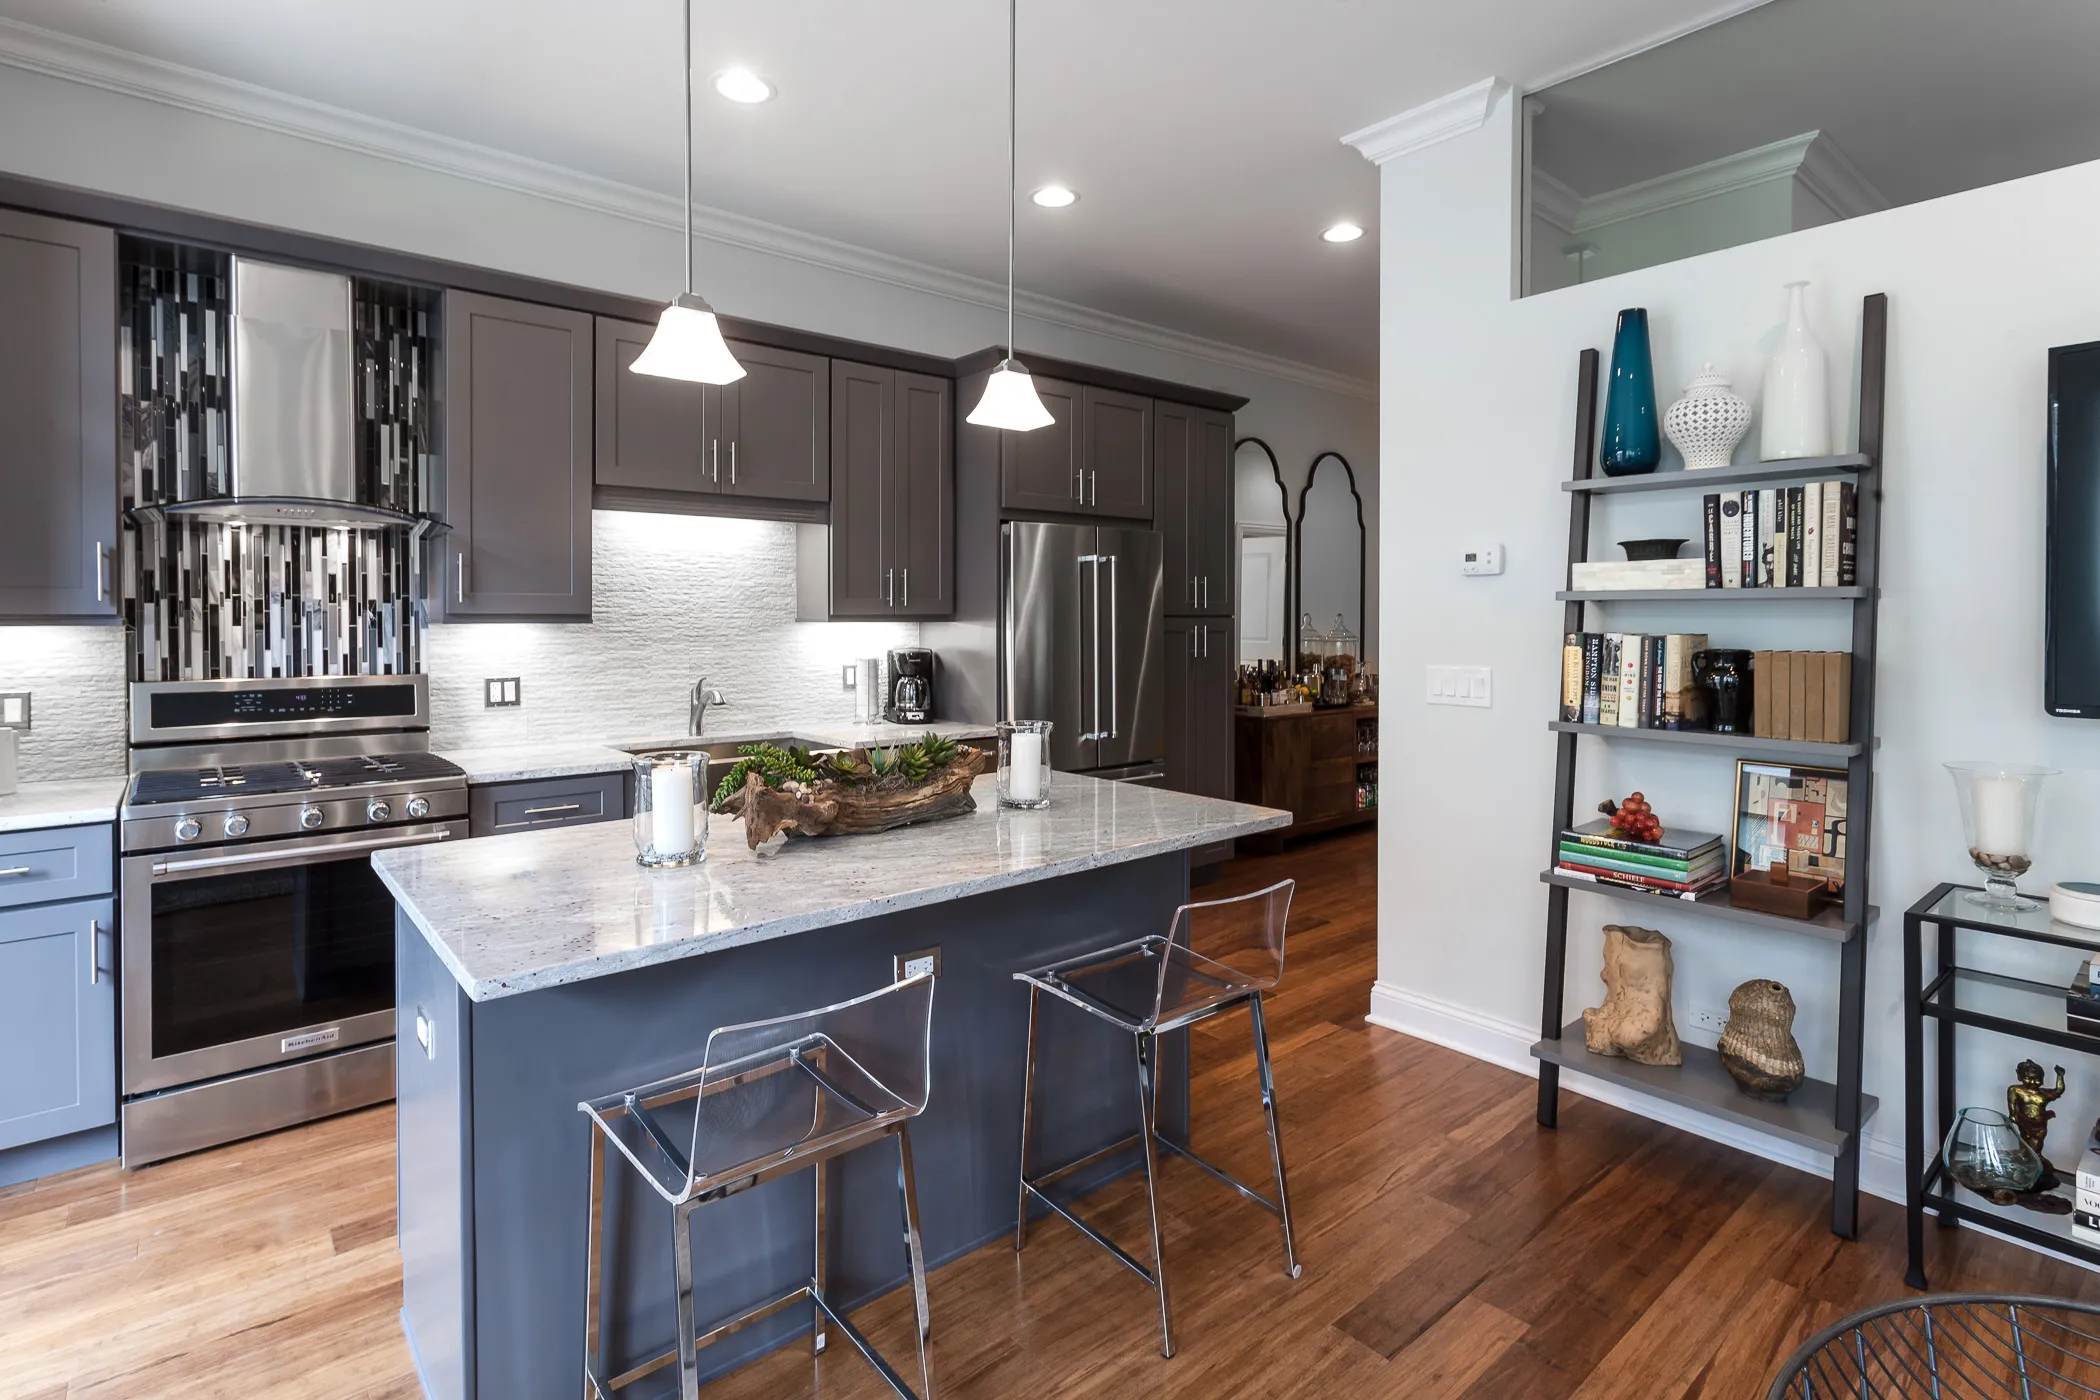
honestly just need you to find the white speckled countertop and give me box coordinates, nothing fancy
[375,772,1288,1001]
[0,777,127,833]
[438,721,998,785]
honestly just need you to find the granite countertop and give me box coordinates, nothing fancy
[439,721,999,785]
[375,772,1289,1001]
[0,777,128,833]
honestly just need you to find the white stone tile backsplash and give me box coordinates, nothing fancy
[0,626,130,781]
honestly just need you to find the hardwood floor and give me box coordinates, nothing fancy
[6,827,2096,1399]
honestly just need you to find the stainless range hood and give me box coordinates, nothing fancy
[143,258,424,530]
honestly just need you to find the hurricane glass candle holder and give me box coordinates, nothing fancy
[633,752,708,868]
[1946,761,2057,909]
[998,720,1053,809]
[1941,1106,2043,1198]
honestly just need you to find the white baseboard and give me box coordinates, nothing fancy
[1366,980,1908,1206]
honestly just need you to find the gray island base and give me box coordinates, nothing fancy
[377,773,1288,1400]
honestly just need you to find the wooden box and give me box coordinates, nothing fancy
[1729,867,1832,919]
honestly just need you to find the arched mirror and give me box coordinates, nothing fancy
[1235,438,1292,666]
[1294,451,1366,662]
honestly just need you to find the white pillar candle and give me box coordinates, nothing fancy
[1971,775,2026,856]
[1009,732,1044,802]
[650,761,696,855]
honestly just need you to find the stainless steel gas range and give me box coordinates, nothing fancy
[119,675,465,1168]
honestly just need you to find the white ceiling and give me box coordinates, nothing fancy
[0,0,1774,382]
[1534,0,2100,208]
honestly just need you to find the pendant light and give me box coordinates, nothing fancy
[631,0,745,384]
[966,0,1053,431]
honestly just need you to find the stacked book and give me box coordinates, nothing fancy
[1560,632,1708,729]
[1557,819,1727,900]
[1702,482,1859,589]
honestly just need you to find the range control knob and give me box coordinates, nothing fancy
[405,795,431,820]
[300,806,325,830]
[173,816,201,842]
[366,798,392,824]
[223,813,250,838]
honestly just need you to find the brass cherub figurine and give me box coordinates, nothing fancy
[2008,1059,2068,1189]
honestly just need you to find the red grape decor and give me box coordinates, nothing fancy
[1600,792,1665,842]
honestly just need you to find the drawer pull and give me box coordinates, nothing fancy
[522,803,585,817]
[0,866,33,878]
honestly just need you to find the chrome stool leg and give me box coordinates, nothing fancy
[1015,983,1041,1253]
[670,1197,703,1400]
[1248,992,1301,1279]
[813,1157,829,1356]
[897,1124,936,1398]
[1134,1030,1175,1359]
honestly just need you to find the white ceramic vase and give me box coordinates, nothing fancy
[1663,363,1752,469]
[1759,281,1832,460]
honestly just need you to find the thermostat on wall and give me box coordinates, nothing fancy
[2051,881,2100,931]
[1459,543,1504,577]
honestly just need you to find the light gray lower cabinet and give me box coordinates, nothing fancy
[0,896,115,1152]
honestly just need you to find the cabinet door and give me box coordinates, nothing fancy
[720,341,829,502]
[0,211,115,621]
[1190,406,1236,617]
[0,897,115,1151]
[444,292,594,620]
[1155,403,1199,612]
[1083,386,1152,519]
[593,316,708,493]
[827,361,895,618]
[996,375,1083,514]
[1163,618,1198,795]
[893,370,953,617]
[1192,622,1235,799]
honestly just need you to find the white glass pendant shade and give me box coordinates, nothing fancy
[630,294,745,384]
[967,359,1054,431]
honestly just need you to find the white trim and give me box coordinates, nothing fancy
[1537,131,1890,237]
[1365,980,1908,1205]
[1519,0,1782,94]
[1529,171,1583,235]
[1342,78,1510,167]
[0,16,1375,403]
[1795,137,1892,223]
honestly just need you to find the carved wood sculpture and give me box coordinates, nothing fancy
[1582,924,1682,1066]
[718,746,987,849]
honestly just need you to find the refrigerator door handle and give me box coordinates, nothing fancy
[1078,554,1101,742]
[1107,553,1119,739]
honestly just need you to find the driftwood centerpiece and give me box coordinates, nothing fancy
[711,735,988,850]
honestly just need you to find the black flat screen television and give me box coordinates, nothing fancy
[2047,339,2100,716]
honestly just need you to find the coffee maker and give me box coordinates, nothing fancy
[885,648,936,724]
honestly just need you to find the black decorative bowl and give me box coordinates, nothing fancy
[1619,538,1689,561]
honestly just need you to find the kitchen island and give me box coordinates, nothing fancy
[376,772,1288,1400]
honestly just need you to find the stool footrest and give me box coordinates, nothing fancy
[1032,1132,1141,1188]
[812,1286,926,1400]
[1155,1135,1283,1217]
[597,1280,925,1400]
[1020,1177,1159,1285]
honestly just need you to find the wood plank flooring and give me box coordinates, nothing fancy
[5,828,2097,1398]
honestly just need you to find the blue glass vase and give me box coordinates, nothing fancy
[1600,308,1661,476]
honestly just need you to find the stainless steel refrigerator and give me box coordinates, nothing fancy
[1002,521,1166,781]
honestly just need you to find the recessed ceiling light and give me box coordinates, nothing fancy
[1031,184,1078,209]
[713,68,773,104]
[1322,221,1365,243]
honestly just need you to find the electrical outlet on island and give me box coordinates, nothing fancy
[895,947,941,981]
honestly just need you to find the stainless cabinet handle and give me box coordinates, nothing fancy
[712,439,720,484]
[522,803,584,817]
[886,568,895,607]
[1191,574,1199,608]
[0,866,32,878]
[1089,471,1098,507]
[95,541,108,602]
[1202,574,1209,610]
[457,551,466,604]
[1075,469,1085,503]
[89,917,102,985]
[902,568,909,607]
[729,440,737,487]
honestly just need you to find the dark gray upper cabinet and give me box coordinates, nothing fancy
[996,376,1084,514]
[1155,401,1235,616]
[444,291,594,620]
[0,210,115,622]
[1083,386,1153,520]
[0,894,116,1152]
[593,316,707,493]
[718,341,829,502]
[804,361,952,619]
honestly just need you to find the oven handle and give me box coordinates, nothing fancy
[148,827,457,878]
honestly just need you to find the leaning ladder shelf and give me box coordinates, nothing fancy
[1530,293,1888,1240]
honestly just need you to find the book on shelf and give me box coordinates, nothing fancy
[1618,635,1641,729]
[1703,495,1722,589]
[1803,482,1824,588]
[1837,481,1859,585]
[1557,634,1708,730]
[1821,482,1845,583]
[1757,487,1777,587]
[1598,636,1620,726]
[1701,478,1862,590]
[1562,819,1724,861]
[1554,863,1728,897]
[1561,633,1583,722]
[1739,490,1757,587]
[1718,495,1743,590]
[1557,845,1723,881]
[1662,633,1709,727]
[1569,560,1705,591]
[1582,633,1603,723]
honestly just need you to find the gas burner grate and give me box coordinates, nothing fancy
[296,753,465,788]
[129,762,318,805]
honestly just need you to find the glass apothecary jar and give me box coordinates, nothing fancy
[633,752,708,868]
[998,720,1054,809]
[1318,613,1358,708]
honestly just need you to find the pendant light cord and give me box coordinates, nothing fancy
[682,0,694,297]
[1005,0,1017,359]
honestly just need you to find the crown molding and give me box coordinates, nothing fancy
[1793,135,1890,222]
[1529,170,1582,234]
[0,16,1375,402]
[1543,130,1887,235]
[1519,0,1780,93]
[1342,77,1510,167]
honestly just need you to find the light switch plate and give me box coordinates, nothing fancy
[484,678,522,708]
[1459,543,1504,576]
[0,693,29,729]
[1426,665,1492,707]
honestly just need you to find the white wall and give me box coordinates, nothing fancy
[0,65,1376,777]
[1373,82,2100,1201]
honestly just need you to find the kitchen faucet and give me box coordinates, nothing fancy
[691,679,727,736]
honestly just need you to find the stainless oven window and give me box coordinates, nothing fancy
[147,852,395,1060]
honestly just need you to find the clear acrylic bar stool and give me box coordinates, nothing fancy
[1013,879,1300,1358]
[577,974,937,1400]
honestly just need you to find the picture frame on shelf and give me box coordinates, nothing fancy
[1730,759,1847,916]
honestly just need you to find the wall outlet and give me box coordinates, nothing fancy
[484,678,522,708]
[1689,1004,1728,1036]
[0,693,28,729]
[1459,543,1504,576]
[895,946,942,981]
[1426,665,1492,707]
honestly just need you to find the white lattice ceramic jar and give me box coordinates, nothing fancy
[1663,363,1752,470]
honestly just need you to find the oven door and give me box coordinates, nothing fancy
[120,820,465,1095]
